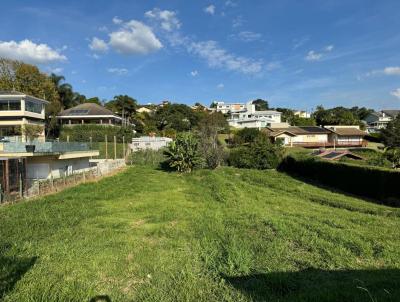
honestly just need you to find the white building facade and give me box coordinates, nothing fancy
[131,136,172,151]
[363,110,400,133]
[227,101,282,129]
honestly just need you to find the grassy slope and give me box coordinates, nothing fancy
[0,167,399,302]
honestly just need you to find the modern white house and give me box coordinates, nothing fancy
[363,110,400,133]
[130,136,172,151]
[57,102,132,126]
[0,92,99,196]
[228,101,283,129]
[0,91,48,142]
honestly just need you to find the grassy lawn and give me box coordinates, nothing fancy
[1,166,399,301]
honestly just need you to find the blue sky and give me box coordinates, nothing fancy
[1,0,400,110]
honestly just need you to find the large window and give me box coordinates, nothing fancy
[26,100,42,114]
[0,100,21,111]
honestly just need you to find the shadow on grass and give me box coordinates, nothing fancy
[89,295,112,302]
[0,244,37,300]
[223,268,400,302]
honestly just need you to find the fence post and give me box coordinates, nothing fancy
[67,135,70,142]
[122,136,125,159]
[83,170,86,183]
[90,136,93,159]
[0,184,2,203]
[105,135,108,160]
[114,136,117,160]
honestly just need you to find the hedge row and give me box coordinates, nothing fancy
[59,125,134,143]
[278,155,400,207]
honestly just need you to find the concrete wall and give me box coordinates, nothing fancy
[27,156,91,180]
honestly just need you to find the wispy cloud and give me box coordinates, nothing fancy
[360,66,400,79]
[232,16,244,28]
[145,8,181,32]
[225,0,237,7]
[204,5,216,15]
[305,45,334,61]
[107,67,129,75]
[236,31,262,42]
[292,36,309,50]
[112,16,123,25]
[391,88,400,99]
[217,83,224,89]
[189,40,263,74]
[190,70,198,77]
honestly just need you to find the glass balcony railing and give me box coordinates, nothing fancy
[1,141,91,153]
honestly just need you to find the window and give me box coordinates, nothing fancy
[26,100,42,113]
[0,100,21,111]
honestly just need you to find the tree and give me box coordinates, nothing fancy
[232,128,263,146]
[228,134,284,169]
[252,99,269,111]
[85,97,101,105]
[49,73,77,109]
[23,124,44,142]
[196,112,228,169]
[381,115,400,148]
[106,95,137,120]
[312,106,361,126]
[164,133,203,172]
[154,103,203,132]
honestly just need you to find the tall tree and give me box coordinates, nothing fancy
[106,95,137,119]
[252,99,269,111]
[49,73,77,109]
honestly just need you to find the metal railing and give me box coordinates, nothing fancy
[1,141,91,153]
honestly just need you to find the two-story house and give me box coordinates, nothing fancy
[214,101,246,114]
[363,110,400,133]
[0,91,48,142]
[228,101,284,129]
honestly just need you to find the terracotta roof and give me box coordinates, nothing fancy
[329,128,367,136]
[58,103,119,117]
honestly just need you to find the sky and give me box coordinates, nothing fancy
[1,0,400,110]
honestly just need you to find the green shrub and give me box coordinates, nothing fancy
[164,133,203,173]
[59,125,134,143]
[278,155,400,206]
[228,136,284,169]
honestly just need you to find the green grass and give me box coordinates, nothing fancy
[1,166,399,301]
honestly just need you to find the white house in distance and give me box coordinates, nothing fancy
[226,101,285,129]
[130,136,172,151]
[214,101,246,114]
[363,110,400,133]
[0,91,48,142]
[294,110,311,118]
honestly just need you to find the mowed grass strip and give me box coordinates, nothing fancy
[0,166,399,301]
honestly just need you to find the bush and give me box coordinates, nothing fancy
[228,136,284,169]
[164,133,203,173]
[59,125,134,143]
[127,149,166,167]
[278,155,400,206]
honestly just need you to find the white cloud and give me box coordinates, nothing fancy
[325,45,334,52]
[232,16,243,28]
[145,8,181,32]
[189,40,263,74]
[391,88,400,99]
[49,67,63,74]
[266,61,281,71]
[112,16,123,24]
[292,36,309,50]
[237,31,262,42]
[217,83,224,89]
[109,20,162,54]
[89,37,109,52]
[0,39,66,64]
[225,0,237,7]
[190,70,198,77]
[107,67,129,75]
[98,26,108,33]
[305,50,322,61]
[305,45,334,62]
[204,5,216,15]
[384,67,400,75]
